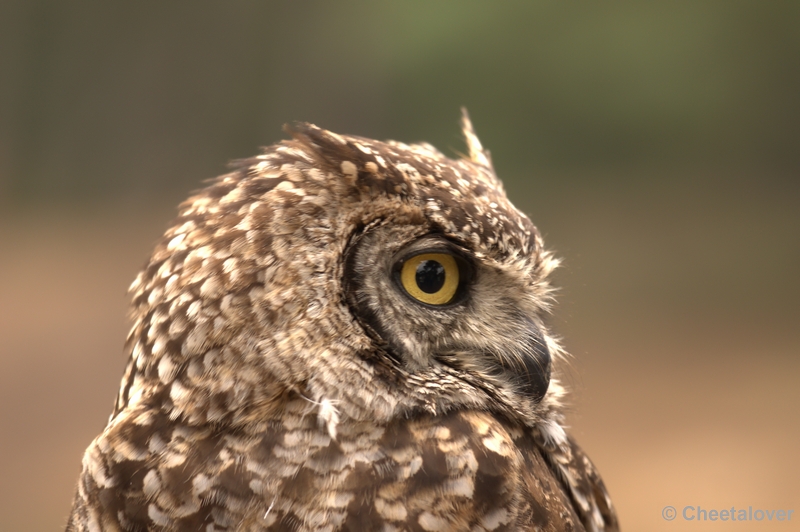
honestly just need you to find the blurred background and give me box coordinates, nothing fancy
[1,2,798,530]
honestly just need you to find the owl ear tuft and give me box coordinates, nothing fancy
[460,108,493,169]
[284,121,365,173]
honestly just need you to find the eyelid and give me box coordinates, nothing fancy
[395,237,473,263]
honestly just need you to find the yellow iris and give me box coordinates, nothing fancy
[400,253,459,306]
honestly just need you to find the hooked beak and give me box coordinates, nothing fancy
[514,326,551,403]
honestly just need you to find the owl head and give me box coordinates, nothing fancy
[117,111,565,432]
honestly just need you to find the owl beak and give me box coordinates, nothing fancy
[511,327,551,403]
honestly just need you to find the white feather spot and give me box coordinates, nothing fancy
[169,379,191,405]
[142,469,161,497]
[148,504,170,526]
[167,233,186,251]
[151,337,167,358]
[249,478,265,494]
[480,508,511,530]
[540,418,568,447]
[219,187,245,205]
[444,476,474,497]
[418,511,449,531]
[164,274,180,296]
[375,498,408,521]
[482,432,511,457]
[318,398,340,440]
[199,276,222,298]
[340,161,357,179]
[157,355,178,384]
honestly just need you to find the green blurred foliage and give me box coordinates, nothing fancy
[0,1,798,206]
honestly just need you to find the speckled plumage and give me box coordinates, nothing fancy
[66,111,619,532]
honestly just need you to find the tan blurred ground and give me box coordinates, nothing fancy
[1,172,797,531]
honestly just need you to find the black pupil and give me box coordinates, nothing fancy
[415,260,446,294]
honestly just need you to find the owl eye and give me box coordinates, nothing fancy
[398,252,461,306]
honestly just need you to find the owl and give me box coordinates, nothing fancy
[66,111,619,532]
